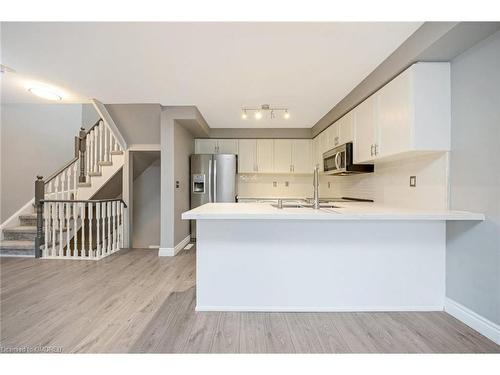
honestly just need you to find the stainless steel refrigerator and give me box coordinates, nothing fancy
[190,154,237,239]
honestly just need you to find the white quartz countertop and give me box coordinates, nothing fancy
[182,202,485,221]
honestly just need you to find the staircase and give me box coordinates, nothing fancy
[0,210,37,257]
[0,109,128,259]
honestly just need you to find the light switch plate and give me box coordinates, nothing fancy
[409,176,416,187]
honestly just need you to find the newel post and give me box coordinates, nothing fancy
[78,127,87,183]
[34,175,45,258]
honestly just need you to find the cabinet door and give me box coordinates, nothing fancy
[312,136,320,170]
[217,139,238,154]
[237,139,256,173]
[377,69,412,158]
[353,94,377,163]
[195,139,217,154]
[338,111,354,145]
[292,139,312,174]
[326,123,339,149]
[256,139,274,173]
[274,139,293,173]
[317,131,328,171]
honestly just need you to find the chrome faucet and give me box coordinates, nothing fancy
[313,164,320,209]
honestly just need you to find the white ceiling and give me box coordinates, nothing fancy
[1,22,421,128]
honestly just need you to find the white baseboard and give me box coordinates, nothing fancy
[445,298,500,345]
[158,235,191,257]
[196,305,444,312]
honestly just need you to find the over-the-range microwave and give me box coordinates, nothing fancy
[323,142,374,175]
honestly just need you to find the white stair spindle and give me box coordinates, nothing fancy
[101,202,106,255]
[73,202,78,257]
[58,203,64,257]
[120,202,124,248]
[86,136,90,178]
[98,121,103,166]
[51,203,56,257]
[112,201,117,252]
[73,163,78,199]
[104,126,109,162]
[94,128,99,173]
[43,203,48,257]
[88,202,93,259]
[61,169,67,200]
[96,202,101,259]
[81,203,86,258]
[56,175,61,200]
[65,202,70,257]
[107,202,111,254]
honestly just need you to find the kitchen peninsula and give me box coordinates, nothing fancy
[182,202,483,312]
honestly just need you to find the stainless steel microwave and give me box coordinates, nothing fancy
[323,142,374,175]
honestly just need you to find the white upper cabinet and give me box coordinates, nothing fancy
[325,123,339,150]
[338,111,354,145]
[274,139,293,173]
[195,139,238,154]
[237,139,257,173]
[195,139,218,154]
[353,62,450,163]
[256,139,274,173]
[217,139,238,154]
[353,94,378,164]
[291,139,312,173]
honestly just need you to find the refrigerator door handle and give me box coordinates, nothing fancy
[213,159,217,202]
[208,158,212,202]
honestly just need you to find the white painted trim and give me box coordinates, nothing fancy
[158,235,191,257]
[128,144,161,151]
[91,99,128,150]
[0,198,34,239]
[196,305,444,312]
[445,298,500,345]
[148,245,160,249]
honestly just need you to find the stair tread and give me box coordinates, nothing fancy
[0,240,35,249]
[19,214,37,219]
[4,226,37,233]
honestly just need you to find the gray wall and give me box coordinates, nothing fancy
[82,103,101,129]
[1,103,82,222]
[446,30,500,325]
[132,156,160,248]
[160,106,200,249]
[173,122,194,245]
[105,104,161,146]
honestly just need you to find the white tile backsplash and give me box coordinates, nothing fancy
[238,152,449,209]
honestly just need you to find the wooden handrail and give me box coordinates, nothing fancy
[41,198,127,208]
[44,157,79,185]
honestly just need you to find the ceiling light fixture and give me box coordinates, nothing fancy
[241,104,289,120]
[27,84,63,101]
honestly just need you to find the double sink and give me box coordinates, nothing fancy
[271,199,340,209]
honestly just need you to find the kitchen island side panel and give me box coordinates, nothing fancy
[195,219,445,311]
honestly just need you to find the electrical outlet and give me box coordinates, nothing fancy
[328,182,331,189]
[273,181,277,187]
[175,181,180,189]
[409,176,416,187]
[285,181,290,187]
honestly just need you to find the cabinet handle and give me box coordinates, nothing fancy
[374,144,378,156]
[289,165,292,172]
[370,144,374,156]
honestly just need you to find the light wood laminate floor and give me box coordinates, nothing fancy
[1,248,498,353]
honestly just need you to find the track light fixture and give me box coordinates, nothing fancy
[241,104,289,120]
